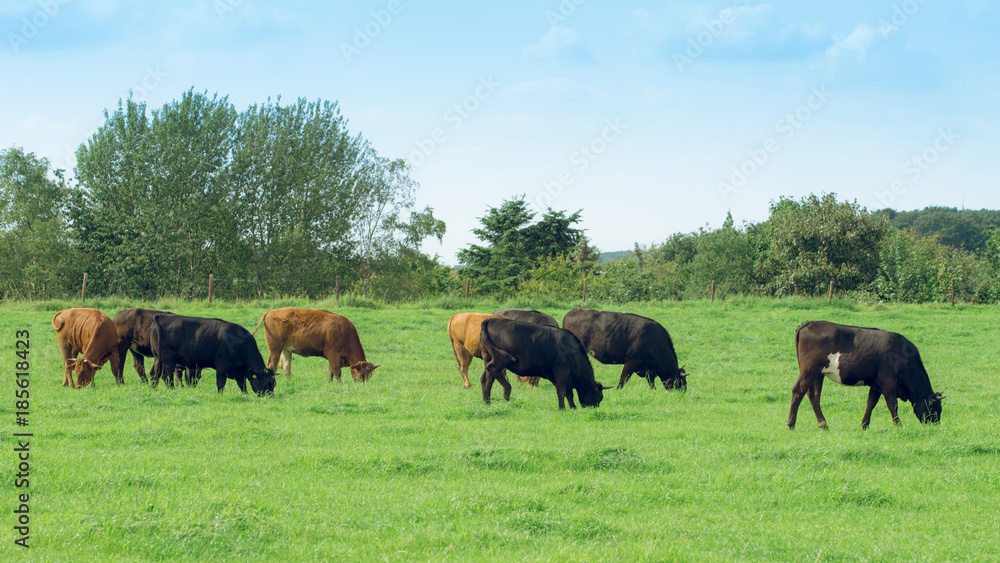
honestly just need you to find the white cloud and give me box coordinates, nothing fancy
[523,25,593,62]
[826,23,877,61]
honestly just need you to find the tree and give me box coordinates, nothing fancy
[0,147,81,298]
[757,193,887,296]
[458,196,584,295]
[230,96,369,297]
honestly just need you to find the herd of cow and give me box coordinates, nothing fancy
[51,305,945,429]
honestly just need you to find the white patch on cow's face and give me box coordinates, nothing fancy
[821,352,844,384]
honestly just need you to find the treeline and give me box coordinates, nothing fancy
[462,194,1000,304]
[1,89,447,301]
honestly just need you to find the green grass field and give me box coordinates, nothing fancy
[2,296,999,561]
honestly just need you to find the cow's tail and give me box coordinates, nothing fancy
[480,319,517,363]
[250,311,268,336]
[52,312,65,331]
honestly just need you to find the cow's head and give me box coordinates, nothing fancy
[914,392,944,424]
[663,365,689,391]
[67,358,101,388]
[248,368,277,396]
[350,361,380,383]
[578,380,611,408]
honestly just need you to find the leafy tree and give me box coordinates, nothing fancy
[457,196,583,295]
[0,147,81,298]
[757,193,887,296]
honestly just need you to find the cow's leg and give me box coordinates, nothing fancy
[565,386,577,409]
[327,357,343,383]
[235,371,249,394]
[216,371,228,392]
[806,376,828,429]
[132,350,148,384]
[880,381,901,426]
[861,385,882,429]
[280,349,293,380]
[187,366,201,387]
[481,368,496,404]
[59,341,77,387]
[617,360,642,389]
[114,340,129,383]
[149,359,160,388]
[555,384,566,409]
[263,334,282,375]
[788,370,824,429]
[452,339,473,388]
[645,372,656,389]
[110,350,124,385]
[494,370,513,402]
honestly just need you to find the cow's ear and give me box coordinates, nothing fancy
[371,364,382,370]
[65,358,78,369]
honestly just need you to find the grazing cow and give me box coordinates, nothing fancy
[52,308,122,388]
[479,317,609,409]
[492,309,559,387]
[562,307,688,391]
[113,308,198,386]
[150,314,276,395]
[492,309,559,328]
[788,320,945,430]
[447,312,504,388]
[251,308,379,383]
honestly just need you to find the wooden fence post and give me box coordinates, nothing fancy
[828,280,834,303]
[711,280,716,302]
[208,274,214,303]
[335,276,340,306]
[81,273,88,303]
[465,278,470,298]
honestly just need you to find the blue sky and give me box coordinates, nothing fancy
[2,0,997,264]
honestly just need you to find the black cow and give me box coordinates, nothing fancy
[788,320,945,430]
[478,317,608,409]
[562,307,688,391]
[113,308,201,386]
[492,309,559,387]
[150,314,276,396]
[492,309,559,328]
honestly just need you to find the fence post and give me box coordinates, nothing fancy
[208,274,214,303]
[951,279,955,306]
[583,277,587,304]
[81,273,88,303]
[828,280,834,303]
[711,280,716,302]
[335,276,340,306]
[465,278,470,298]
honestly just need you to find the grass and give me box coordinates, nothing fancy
[2,297,999,561]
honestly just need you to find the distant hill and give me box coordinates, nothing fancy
[599,250,630,263]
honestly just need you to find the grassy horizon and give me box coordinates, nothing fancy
[2,297,998,560]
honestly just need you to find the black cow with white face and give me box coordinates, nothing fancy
[478,317,608,409]
[150,314,276,396]
[562,307,688,391]
[788,320,944,430]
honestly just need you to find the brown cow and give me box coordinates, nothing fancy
[447,312,503,388]
[251,308,379,383]
[52,308,122,388]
